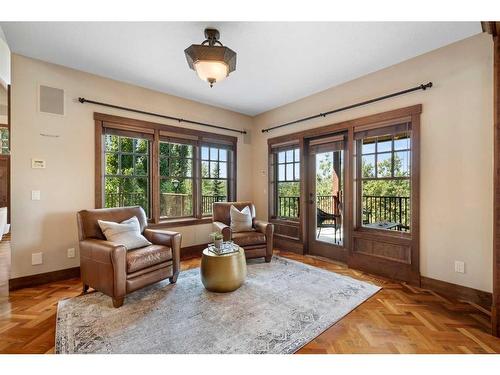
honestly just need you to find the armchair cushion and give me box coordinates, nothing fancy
[126,244,172,273]
[230,205,253,232]
[98,216,151,251]
[232,231,266,247]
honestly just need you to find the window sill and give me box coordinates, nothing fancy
[149,217,213,229]
[270,218,300,226]
[353,227,411,243]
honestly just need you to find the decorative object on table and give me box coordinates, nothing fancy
[210,232,223,250]
[201,246,247,293]
[207,240,239,256]
[56,255,380,354]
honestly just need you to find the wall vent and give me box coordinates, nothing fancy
[243,130,251,145]
[39,85,64,115]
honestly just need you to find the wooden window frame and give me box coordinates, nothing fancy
[158,139,195,220]
[267,105,421,285]
[354,123,412,234]
[95,113,237,227]
[200,143,234,216]
[271,145,301,221]
[103,130,152,217]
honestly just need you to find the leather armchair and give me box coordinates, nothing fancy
[77,206,181,307]
[212,201,273,262]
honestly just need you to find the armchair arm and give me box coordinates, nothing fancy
[213,221,232,242]
[253,220,274,262]
[253,220,273,236]
[79,238,127,298]
[143,229,182,276]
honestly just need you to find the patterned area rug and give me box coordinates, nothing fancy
[56,256,380,354]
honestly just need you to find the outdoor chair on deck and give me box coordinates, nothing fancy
[316,208,341,243]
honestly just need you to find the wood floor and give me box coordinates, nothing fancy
[1,250,499,354]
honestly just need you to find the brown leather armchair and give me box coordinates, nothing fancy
[212,201,273,262]
[77,206,181,307]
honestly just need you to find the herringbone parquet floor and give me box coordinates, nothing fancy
[1,250,499,354]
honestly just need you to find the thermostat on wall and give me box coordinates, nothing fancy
[31,159,46,169]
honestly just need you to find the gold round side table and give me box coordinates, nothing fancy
[200,247,247,292]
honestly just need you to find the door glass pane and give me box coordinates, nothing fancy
[315,148,344,246]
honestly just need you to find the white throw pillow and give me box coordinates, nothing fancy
[230,205,253,233]
[98,216,152,251]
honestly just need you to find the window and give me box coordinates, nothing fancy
[159,141,194,218]
[97,114,237,224]
[104,133,150,216]
[201,145,230,215]
[274,147,300,219]
[356,123,411,232]
[0,127,9,154]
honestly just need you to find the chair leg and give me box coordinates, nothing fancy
[82,284,89,294]
[169,272,179,284]
[265,255,272,263]
[112,297,124,308]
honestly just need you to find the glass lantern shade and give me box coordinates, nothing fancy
[194,60,229,86]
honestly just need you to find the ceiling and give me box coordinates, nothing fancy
[0,22,481,116]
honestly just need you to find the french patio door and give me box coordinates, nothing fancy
[307,133,348,261]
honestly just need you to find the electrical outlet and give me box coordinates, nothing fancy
[454,261,465,273]
[32,252,43,265]
[31,190,41,200]
[67,248,75,258]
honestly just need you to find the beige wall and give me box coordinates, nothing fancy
[10,54,254,278]
[10,32,495,293]
[252,33,494,292]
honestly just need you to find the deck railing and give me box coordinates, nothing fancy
[277,194,410,231]
[105,192,227,216]
[201,195,227,214]
[105,192,410,231]
[105,192,148,210]
[362,195,410,231]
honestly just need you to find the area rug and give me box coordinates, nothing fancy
[55,255,380,354]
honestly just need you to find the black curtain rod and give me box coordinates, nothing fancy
[78,97,247,135]
[261,82,433,133]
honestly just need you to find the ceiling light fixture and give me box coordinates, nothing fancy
[184,28,236,88]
